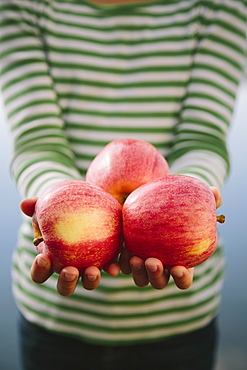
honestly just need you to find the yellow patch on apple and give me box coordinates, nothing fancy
[188,240,209,256]
[186,239,211,256]
[54,210,113,245]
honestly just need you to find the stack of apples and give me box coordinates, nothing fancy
[32,139,224,274]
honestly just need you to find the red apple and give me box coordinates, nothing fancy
[86,139,169,204]
[123,175,224,268]
[32,180,122,274]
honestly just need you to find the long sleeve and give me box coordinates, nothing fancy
[0,0,82,198]
[167,1,247,189]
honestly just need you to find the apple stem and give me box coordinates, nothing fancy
[122,193,130,203]
[33,237,44,246]
[217,214,226,224]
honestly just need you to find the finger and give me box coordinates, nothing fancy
[20,197,38,217]
[57,266,79,296]
[82,266,101,290]
[210,187,222,208]
[130,256,149,287]
[30,254,53,284]
[119,247,133,274]
[145,258,170,289]
[170,266,194,290]
[104,261,120,276]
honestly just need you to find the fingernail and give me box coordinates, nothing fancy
[64,272,76,282]
[174,270,184,278]
[87,275,97,282]
[37,256,47,268]
[131,264,141,271]
[147,265,158,273]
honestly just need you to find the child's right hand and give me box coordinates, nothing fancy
[30,252,102,296]
[20,198,120,296]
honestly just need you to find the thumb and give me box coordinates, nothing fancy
[210,187,222,209]
[20,197,38,217]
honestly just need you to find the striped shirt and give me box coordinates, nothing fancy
[0,0,246,345]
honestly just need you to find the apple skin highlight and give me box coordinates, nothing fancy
[32,180,122,274]
[123,175,218,268]
[86,138,170,204]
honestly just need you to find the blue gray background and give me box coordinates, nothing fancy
[1,79,247,370]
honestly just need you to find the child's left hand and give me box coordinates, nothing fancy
[120,248,194,289]
[119,186,222,290]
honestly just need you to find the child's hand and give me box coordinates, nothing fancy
[210,186,223,208]
[30,252,103,295]
[120,248,194,289]
[20,198,120,296]
[20,187,222,294]
[119,186,222,290]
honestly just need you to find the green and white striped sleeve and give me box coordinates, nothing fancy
[167,1,247,189]
[0,0,82,198]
